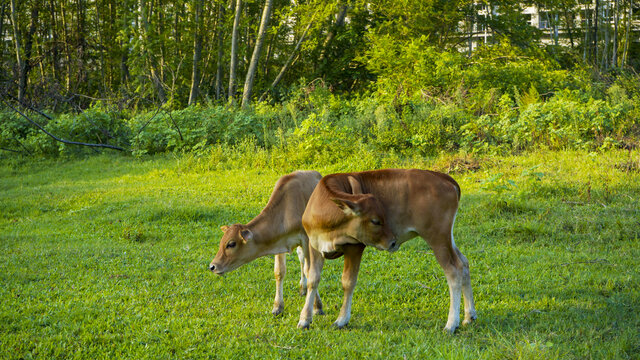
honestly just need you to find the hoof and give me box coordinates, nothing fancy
[462,314,477,326]
[272,305,284,316]
[314,308,325,316]
[332,320,348,329]
[443,325,458,335]
[297,320,311,329]
[299,286,307,297]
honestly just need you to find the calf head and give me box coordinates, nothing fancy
[331,194,397,252]
[209,224,258,275]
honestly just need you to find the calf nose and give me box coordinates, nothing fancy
[209,264,216,272]
[389,241,397,250]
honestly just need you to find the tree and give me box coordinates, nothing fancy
[228,0,242,101]
[259,13,316,102]
[241,0,274,108]
[188,0,205,105]
[10,0,38,103]
[215,3,225,100]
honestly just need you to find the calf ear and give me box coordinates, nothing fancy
[240,229,253,243]
[331,198,362,216]
[220,225,230,232]
[347,176,363,195]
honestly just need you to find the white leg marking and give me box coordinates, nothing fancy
[296,246,307,297]
[452,211,477,326]
[298,245,324,329]
[443,267,462,334]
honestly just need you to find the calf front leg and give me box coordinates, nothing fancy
[272,253,286,315]
[297,245,324,329]
[333,244,365,329]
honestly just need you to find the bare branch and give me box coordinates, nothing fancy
[165,110,183,142]
[135,103,164,136]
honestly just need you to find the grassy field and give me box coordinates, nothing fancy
[1,149,639,359]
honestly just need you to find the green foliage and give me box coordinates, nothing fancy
[461,89,639,153]
[361,35,465,103]
[2,66,638,158]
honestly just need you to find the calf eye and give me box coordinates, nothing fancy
[226,241,237,249]
[371,219,381,226]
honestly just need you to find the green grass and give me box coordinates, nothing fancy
[1,150,639,359]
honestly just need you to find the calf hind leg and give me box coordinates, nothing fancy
[430,242,476,333]
[272,253,286,315]
[298,245,325,329]
[426,232,469,334]
[455,248,477,325]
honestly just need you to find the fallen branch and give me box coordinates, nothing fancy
[0,147,23,153]
[2,99,127,151]
[5,92,53,120]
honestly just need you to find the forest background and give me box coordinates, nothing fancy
[1,0,639,157]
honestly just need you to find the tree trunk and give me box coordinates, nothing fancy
[612,0,619,67]
[259,16,314,102]
[622,0,633,66]
[318,3,348,65]
[263,31,276,81]
[601,2,609,70]
[241,0,274,108]
[584,4,591,61]
[139,0,166,103]
[467,8,474,57]
[188,0,204,106]
[12,2,38,103]
[48,0,61,83]
[564,9,574,48]
[0,4,8,76]
[228,0,242,101]
[215,3,225,100]
[75,0,86,91]
[10,0,25,102]
[60,0,72,91]
[96,1,107,92]
[594,0,599,63]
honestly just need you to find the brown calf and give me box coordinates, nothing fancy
[209,170,324,315]
[297,169,476,333]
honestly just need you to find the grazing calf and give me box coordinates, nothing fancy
[298,169,476,333]
[209,170,324,316]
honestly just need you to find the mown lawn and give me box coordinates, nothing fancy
[1,150,639,359]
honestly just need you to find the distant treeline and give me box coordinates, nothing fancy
[2,0,640,110]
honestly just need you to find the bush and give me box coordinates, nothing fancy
[2,65,637,159]
[460,89,639,153]
[0,106,130,156]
